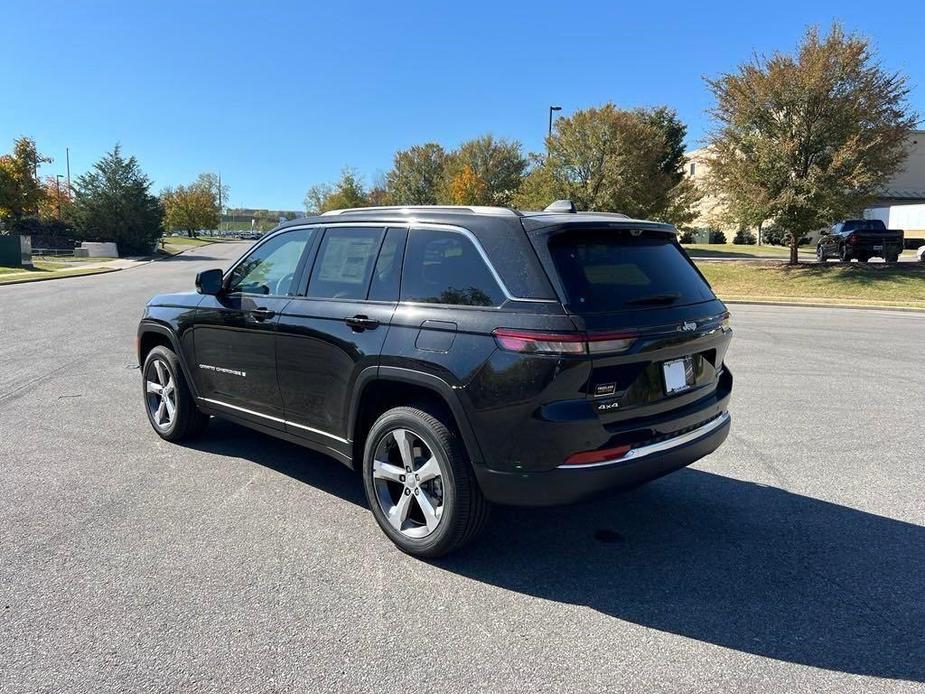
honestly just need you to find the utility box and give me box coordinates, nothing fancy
[75,241,118,257]
[0,235,32,268]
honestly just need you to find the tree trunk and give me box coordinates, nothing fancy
[789,234,799,265]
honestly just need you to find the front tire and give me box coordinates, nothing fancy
[840,245,852,262]
[816,245,826,262]
[142,345,209,442]
[362,406,490,558]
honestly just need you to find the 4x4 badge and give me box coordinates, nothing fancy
[679,321,697,332]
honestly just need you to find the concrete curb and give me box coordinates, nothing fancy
[0,266,122,286]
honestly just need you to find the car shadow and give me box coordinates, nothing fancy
[186,419,923,681]
[437,469,925,682]
[185,417,366,507]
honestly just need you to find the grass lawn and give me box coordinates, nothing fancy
[0,259,80,275]
[0,262,119,284]
[682,243,813,259]
[696,260,925,309]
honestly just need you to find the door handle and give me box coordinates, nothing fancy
[251,307,276,322]
[345,314,380,331]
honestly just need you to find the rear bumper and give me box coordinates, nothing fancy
[474,411,731,506]
[849,240,903,255]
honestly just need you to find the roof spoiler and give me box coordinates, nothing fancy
[544,199,577,213]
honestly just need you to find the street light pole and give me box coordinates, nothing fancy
[66,148,71,191]
[55,174,63,220]
[548,105,562,138]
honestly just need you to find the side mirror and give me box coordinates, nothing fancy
[195,268,224,295]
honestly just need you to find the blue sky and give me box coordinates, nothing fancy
[3,1,923,211]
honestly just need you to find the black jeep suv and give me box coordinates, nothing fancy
[138,203,733,557]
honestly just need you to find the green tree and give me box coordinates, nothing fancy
[194,172,230,214]
[38,175,75,222]
[71,145,163,254]
[706,24,916,264]
[443,135,526,205]
[162,183,217,237]
[514,104,699,223]
[304,183,333,215]
[447,164,487,205]
[511,154,558,210]
[0,137,50,223]
[385,143,447,204]
[303,168,368,214]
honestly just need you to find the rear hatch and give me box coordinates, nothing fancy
[526,220,732,431]
[849,231,904,248]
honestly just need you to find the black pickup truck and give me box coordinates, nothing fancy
[816,219,904,263]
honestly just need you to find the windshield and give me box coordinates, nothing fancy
[548,230,715,313]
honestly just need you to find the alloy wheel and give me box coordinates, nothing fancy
[372,428,446,539]
[145,359,177,430]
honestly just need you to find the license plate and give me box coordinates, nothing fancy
[873,245,883,251]
[663,358,691,394]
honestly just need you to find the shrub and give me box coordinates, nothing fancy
[5,216,78,249]
[733,229,757,245]
[709,230,727,244]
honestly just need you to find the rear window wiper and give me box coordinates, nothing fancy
[624,292,681,306]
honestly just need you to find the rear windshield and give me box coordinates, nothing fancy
[548,230,715,313]
[843,220,886,231]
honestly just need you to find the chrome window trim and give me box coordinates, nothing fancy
[557,411,730,469]
[406,222,558,305]
[198,397,350,444]
[224,221,558,304]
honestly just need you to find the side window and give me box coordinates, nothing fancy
[401,229,505,307]
[307,227,385,300]
[227,228,313,296]
[368,227,407,301]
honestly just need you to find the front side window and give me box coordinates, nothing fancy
[227,228,313,295]
[307,227,385,300]
[401,229,505,307]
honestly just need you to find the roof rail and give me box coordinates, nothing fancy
[320,205,521,217]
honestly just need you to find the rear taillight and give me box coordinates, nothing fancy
[492,329,586,354]
[721,312,731,331]
[563,444,633,466]
[492,328,635,355]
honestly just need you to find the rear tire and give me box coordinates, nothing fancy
[142,346,209,442]
[362,406,490,558]
[885,253,899,263]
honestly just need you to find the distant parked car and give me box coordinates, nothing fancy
[917,244,925,263]
[816,219,904,263]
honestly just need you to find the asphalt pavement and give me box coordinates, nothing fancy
[1,242,923,693]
